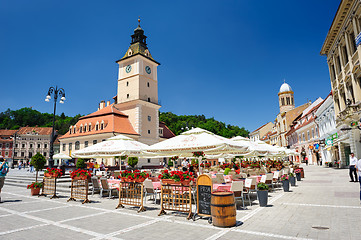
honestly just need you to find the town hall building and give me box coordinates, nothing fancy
[59,19,175,167]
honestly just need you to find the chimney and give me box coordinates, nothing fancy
[106,101,110,107]
[99,100,105,110]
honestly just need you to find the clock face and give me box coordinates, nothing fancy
[125,65,132,73]
[145,66,151,74]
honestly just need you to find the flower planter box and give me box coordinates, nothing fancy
[30,188,41,196]
[289,176,296,186]
[73,176,90,181]
[282,180,290,192]
[257,190,268,207]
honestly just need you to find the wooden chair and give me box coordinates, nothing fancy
[100,178,118,199]
[90,177,101,196]
[143,179,161,204]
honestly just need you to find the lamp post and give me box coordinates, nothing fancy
[45,86,66,168]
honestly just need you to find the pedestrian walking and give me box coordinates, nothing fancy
[0,157,10,203]
[356,157,361,203]
[349,153,358,182]
[305,157,308,166]
[18,161,22,170]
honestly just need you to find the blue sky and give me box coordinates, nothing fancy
[0,0,340,132]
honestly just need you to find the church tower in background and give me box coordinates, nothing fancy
[278,81,295,113]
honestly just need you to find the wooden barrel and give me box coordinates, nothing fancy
[211,191,236,227]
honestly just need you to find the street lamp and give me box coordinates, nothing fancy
[45,86,65,168]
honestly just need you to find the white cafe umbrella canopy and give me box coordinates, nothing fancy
[146,127,249,157]
[72,134,150,158]
[53,153,72,160]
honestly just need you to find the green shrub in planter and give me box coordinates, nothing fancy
[76,158,86,169]
[257,182,269,207]
[168,160,173,167]
[257,182,269,191]
[30,153,46,182]
[128,157,138,168]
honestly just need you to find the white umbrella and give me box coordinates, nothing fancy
[146,128,249,157]
[72,134,150,158]
[53,153,72,159]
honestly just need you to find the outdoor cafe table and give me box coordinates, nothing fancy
[107,179,161,190]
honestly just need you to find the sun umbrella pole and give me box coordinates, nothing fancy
[198,156,203,175]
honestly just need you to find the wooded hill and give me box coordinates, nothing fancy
[0,108,249,138]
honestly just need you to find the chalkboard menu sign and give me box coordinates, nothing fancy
[197,185,212,215]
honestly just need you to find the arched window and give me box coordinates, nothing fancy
[286,97,290,105]
[84,124,87,133]
[148,97,150,102]
[88,124,92,132]
[75,141,80,150]
[281,98,285,106]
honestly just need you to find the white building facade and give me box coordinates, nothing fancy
[315,93,338,166]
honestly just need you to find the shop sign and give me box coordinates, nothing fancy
[331,133,338,140]
[326,138,333,146]
[351,121,358,127]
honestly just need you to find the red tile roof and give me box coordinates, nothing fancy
[251,122,270,133]
[59,104,138,139]
[0,130,17,136]
[159,122,175,139]
[17,127,53,135]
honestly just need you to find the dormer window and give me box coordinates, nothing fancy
[88,124,92,132]
[73,126,76,134]
[79,125,83,133]
[128,49,133,56]
[100,121,104,130]
[84,124,87,133]
[69,126,72,134]
[96,122,99,131]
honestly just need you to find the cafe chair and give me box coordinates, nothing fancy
[113,170,121,179]
[143,179,161,204]
[100,178,118,199]
[90,176,101,196]
[215,173,225,184]
[244,177,257,201]
[230,181,247,209]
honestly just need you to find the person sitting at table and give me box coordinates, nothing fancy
[93,162,100,174]
[87,160,94,172]
[100,161,106,171]
[181,158,188,171]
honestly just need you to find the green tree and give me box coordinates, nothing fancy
[30,153,46,182]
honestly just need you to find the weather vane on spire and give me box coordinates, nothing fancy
[138,16,141,27]
[283,79,286,83]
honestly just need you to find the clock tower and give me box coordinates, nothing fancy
[115,19,161,145]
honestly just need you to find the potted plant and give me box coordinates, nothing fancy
[158,170,194,185]
[44,168,63,178]
[294,169,301,181]
[70,169,92,180]
[289,172,296,186]
[128,157,138,169]
[27,182,43,196]
[30,152,46,182]
[256,182,269,207]
[281,174,290,192]
[76,158,86,169]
